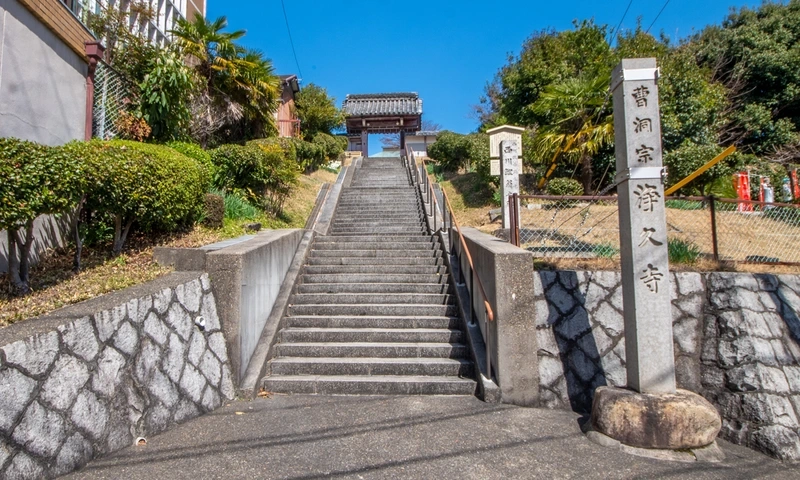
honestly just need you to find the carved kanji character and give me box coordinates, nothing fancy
[634,117,653,134]
[640,264,663,293]
[634,184,661,212]
[632,85,650,108]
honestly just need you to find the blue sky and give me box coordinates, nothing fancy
[209,0,772,149]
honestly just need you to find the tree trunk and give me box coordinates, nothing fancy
[72,196,86,272]
[8,224,33,296]
[112,215,134,257]
[18,220,34,287]
[7,229,21,294]
[581,153,593,195]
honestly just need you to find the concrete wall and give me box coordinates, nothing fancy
[457,227,539,406]
[535,270,800,461]
[0,271,235,479]
[205,229,305,383]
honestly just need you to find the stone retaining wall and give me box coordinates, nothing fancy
[0,272,235,478]
[534,270,800,461]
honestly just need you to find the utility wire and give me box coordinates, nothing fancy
[646,0,672,34]
[280,0,304,79]
[609,0,634,43]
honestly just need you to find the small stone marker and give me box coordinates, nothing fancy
[500,139,520,229]
[611,58,676,394]
[488,125,525,176]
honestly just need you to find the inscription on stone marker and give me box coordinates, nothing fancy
[500,140,520,229]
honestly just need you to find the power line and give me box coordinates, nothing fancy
[609,0,634,43]
[646,0,672,34]
[280,0,303,79]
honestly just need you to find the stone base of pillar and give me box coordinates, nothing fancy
[586,386,724,462]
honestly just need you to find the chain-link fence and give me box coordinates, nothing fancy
[510,195,800,264]
[92,61,137,140]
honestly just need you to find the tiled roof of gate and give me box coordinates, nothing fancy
[343,93,423,117]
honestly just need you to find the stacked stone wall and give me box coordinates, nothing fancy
[0,272,235,478]
[534,270,800,461]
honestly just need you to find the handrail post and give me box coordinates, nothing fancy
[709,195,720,261]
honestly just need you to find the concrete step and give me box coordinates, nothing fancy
[330,220,424,228]
[291,293,453,306]
[300,273,447,285]
[263,375,476,395]
[312,241,438,251]
[274,341,468,358]
[285,315,460,329]
[302,265,447,275]
[288,303,457,317]
[330,227,428,235]
[296,283,449,295]
[268,357,474,377]
[279,327,463,344]
[332,214,424,221]
[306,257,443,266]
[309,249,441,258]
[314,235,435,243]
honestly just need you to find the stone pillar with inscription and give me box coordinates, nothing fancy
[588,58,722,459]
[500,140,520,230]
[613,58,675,395]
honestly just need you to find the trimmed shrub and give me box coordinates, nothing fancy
[203,193,224,228]
[546,177,585,196]
[167,141,214,190]
[0,138,84,294]
[62,139,205,255]
[210,144,299,216]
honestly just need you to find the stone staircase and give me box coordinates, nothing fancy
[261,157,476,395]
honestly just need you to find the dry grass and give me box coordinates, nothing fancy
[0,169,336,328]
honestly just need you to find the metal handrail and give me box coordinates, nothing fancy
[406,147,495,323]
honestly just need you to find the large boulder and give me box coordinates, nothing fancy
[592,386,722,449]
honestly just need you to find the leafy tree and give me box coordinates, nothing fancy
[479,20,613,129]
[171,14,280,146]
[691,1,800,155]
[139,49,195,141]
[664,142,742,195]
[295,84,344,140]
[529,74,614,194]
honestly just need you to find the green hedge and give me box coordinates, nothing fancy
[167,141,215,190]
[61,140,205,254]
[546,177,584,196]
[0,138,82,231]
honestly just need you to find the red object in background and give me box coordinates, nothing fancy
[736,172,753,212]
[759,177,765,203]
[792,170,800,200]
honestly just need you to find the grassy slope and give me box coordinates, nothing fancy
[0,169,337,327]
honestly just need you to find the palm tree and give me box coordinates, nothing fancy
[531,74,614,194]
[171,14,279,145]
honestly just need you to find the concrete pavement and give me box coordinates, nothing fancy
[65,395,796,480]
